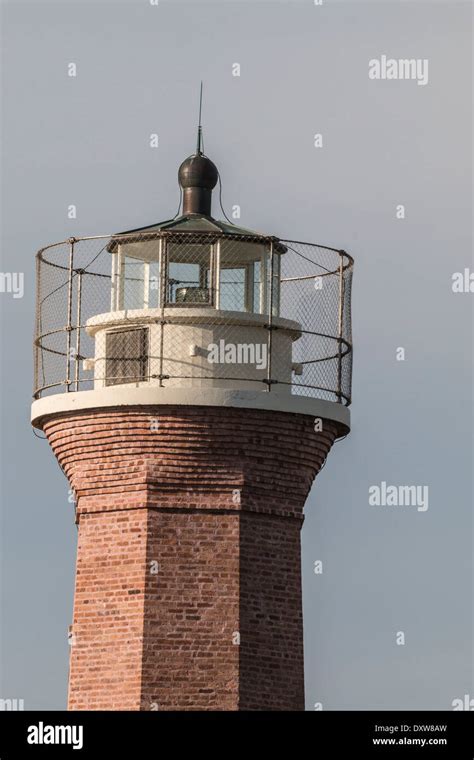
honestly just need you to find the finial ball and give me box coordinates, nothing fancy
[179,154,218,190]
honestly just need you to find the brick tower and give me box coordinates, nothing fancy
[32,136,353,711]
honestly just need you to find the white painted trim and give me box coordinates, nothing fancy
[262,245,268,314]
[246,261,254,313]
[85,308,302,338]
[31,387,350,436]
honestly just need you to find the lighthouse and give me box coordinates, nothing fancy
[32,135,353,711]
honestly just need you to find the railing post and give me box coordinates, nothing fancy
[215,238,221,309]
[158,236,165,387]
[336,251,345,403]
[266,240,274,392]
[75,269,83,391]
[110,249,117,311]
[34,253,41,398]
[65,238,75,392]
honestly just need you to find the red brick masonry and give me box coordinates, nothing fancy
[42,405,337,711]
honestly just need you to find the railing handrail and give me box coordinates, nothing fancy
[33,232,353,406]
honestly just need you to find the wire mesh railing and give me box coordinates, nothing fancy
[34,231,353,405]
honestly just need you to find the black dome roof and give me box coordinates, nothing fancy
[178,153,218,190]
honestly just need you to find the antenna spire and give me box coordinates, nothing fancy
[178,82,218,215]
[196,81,203,154]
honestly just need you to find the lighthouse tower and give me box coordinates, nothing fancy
[32,138,353,711]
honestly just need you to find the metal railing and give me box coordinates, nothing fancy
[33,231,353,405]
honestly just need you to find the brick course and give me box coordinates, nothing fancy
[42,405,337,710]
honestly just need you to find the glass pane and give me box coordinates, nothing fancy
[168,262,202,303]
[167,244,212,304]
[219,267,246,312]
[123,256,145,310]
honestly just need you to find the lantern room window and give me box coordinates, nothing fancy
[110,237,281,317]
[219,267,246,311]
[166,242,214,306]
[122,256,146,310]
[111,241,161,311]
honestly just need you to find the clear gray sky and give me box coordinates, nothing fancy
[0,0,472,710]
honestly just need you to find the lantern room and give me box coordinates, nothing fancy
[109,227,282,316]
[79,148,299,391]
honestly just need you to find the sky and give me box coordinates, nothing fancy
[0,0,472,710]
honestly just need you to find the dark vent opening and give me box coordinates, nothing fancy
[105,328,148,387]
